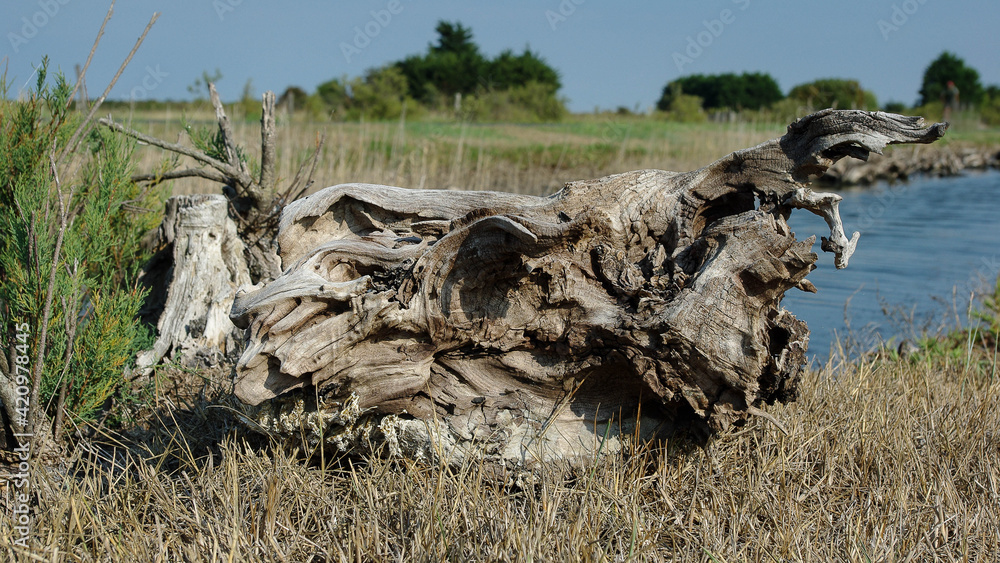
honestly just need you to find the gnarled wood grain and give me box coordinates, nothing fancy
[136,194,250,372]
[230,110,947,466]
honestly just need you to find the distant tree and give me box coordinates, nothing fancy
[919,52,983,107]
[318,21,565,121]
[658,72,782,111]
[788,78,878,110]
[739,72,785,110]
[485,48,561,93]
[431,21,472,55]
[882,100,907,113]
[314,67,413,120]
[315,77,350,113]
[277,86,309,113]
[981,84,1000,125]
[396,21,488,102]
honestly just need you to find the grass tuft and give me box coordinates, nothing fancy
[3,344,999,560]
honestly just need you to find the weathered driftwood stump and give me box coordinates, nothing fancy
[136,194,251,371]
[230,110,946,466]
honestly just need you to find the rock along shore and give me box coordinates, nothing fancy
[820,145,1000,186]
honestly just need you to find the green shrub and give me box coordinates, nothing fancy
[883,101,908,113]
[658,72,783,111]
[663,94,707,123]
[907,100,944,123]
[315,66,422,121]
[0,60,160,440]
[453,81,566,123]
[788,78,879,110]
[980,86,1000,126]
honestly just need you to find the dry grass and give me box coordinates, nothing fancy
[113,109,785,198]
[108,108,1000,202]
[4,113,1000,561]
[2,345,998,561]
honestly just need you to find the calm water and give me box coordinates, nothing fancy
[782,170,1000,362]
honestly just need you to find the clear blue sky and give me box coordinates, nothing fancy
[3,0,999,112]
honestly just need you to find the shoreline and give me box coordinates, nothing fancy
[820,144,1000,186]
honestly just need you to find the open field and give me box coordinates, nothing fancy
[2,334,999,561]
[3,109,1000,561]
[109,107,1000,199]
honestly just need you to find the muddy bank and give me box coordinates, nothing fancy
[821,145,1000,186]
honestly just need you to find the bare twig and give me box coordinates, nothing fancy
[208,83,269,211]
[284,134,326,203]
[99,117,243,180]
[29,154,71,453]
[58,11,160,167]
[259,91,277,193]
[65,1,114,112]
[208,83,245,175]
[53,277,82,442]
[131,167,231,186]
[102,86,320,234]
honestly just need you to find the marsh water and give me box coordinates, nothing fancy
[782,170,1000,362]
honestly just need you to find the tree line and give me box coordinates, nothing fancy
[273,44,999,124]
[657,51,1000,124]
[117,30,999,126]
[280,21,566,122]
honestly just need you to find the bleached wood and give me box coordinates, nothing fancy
[136,195,251,372]
[259,91,277,196]
[101,86,324,284]
[230,110,946,466]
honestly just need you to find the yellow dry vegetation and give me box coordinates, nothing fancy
[2,337,998,561]
[3,111,1000,561]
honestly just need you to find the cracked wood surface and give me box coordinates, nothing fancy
[229,110,946,465]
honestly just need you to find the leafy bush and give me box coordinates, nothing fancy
[907,100,945,123]
[659,93,707,123]
[315,76,351,113]
[788,78,878,110]
[919,51,983,107]
[349,66,413,120]
[315,66,421,120]
[980,85,1000,126]
[0,61,159,442]
[658,72,783,111]
[457,81,564,122]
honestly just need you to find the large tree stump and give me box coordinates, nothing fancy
[136,194,251,371]
[230,110,946,466]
